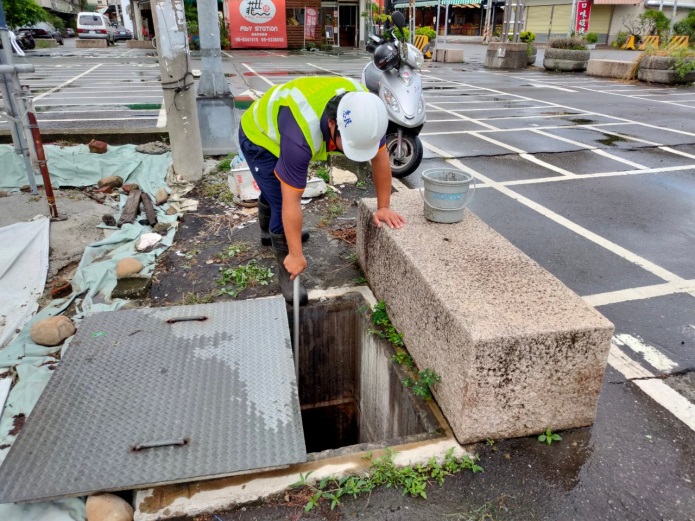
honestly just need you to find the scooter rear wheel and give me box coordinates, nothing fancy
[385,134,423,178]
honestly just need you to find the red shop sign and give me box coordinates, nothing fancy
[229,0,287,48]
[575,0,592,35]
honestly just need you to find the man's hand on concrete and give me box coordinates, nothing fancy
[284,252,307,280]
[373,208,406,229]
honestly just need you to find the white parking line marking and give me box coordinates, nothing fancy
[614,334,679,372]
[519,153,576,177]
[530,84,577,93]
[468,131,525,153]
[583,280,695,307]
[421,139,684,283]
[529,128,592,149]
[660,146,695,159]
[427,103,499,131]
[608,346,695,432]
[241,63,275,87]
[592,149,648,170]
[584,126,660,146]
[34,63,103,101]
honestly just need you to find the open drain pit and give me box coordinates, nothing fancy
[293,292,444,456]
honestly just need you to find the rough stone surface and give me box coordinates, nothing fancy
[112,276,152,299]
[357,190,614,444]
[154,187,169,205]
[126,40,154,49]
[136,142,170,155]
[30,316,76,347]
[435,48,464,63]
[76,39,107,48]
[0,190,8,198]
[543,49,590,72]
[116,258,144,278]
[86,493,134,521]
[98,176,122,190]
[586,59,632,79]
[638,67,695,84]
[332,167,358,185]
[485,42,528,69]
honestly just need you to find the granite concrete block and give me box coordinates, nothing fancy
[586,59,632,79]
[76,39,107,48]
[434,48,464,63]
[484,42,528,69]
[357,190,614,444]
[127,40,155,49]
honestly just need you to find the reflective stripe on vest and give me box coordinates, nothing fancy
[241,77,368,161]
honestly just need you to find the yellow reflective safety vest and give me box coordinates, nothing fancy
[240,77,368,161]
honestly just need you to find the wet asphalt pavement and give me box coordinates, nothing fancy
[8,42,695,519]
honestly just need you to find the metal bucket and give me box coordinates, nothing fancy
[420,168,476,224]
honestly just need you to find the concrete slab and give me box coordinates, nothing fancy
[76,39,107,48]
[357,190,614,443]
[127,40,156,49]
[589,123,695,147]
[586,59,633,79]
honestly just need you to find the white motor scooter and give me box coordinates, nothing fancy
[362,12,426,178]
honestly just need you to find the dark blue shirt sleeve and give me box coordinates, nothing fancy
[275,107,312,191]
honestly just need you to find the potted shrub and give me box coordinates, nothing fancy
[543,37,590,72]
[584,32,599,50]
[637,47,695,84]
[520,31,537,65]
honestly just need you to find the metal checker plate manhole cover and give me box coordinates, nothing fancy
[0,297,306,503]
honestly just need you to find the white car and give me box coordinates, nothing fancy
[76,12,117,45]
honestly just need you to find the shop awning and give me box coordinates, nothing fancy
[393,0,480,7]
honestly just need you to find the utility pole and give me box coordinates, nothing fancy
[196,0,237,155]
[153,0,204,181]
[669,0,679,38]
[0,0,38,194]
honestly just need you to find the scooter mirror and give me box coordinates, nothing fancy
[392,12,406,31]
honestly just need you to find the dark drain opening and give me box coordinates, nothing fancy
[291,293,443,455]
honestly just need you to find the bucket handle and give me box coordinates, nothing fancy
[418,178,476,212]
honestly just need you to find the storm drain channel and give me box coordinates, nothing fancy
[0,289,447,508]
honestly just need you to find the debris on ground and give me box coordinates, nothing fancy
[136,141,170,155]
[86,493,134,521]
[116,258,145,279]
[29,316,76,347]
[88,140,108,154]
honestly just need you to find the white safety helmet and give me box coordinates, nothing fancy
[336,92,388,163]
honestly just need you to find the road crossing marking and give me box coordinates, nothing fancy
[33,63,103,101]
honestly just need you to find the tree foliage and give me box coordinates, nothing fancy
[674,10,695,39]
[2,0,47,29]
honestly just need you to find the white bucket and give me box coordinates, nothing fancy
[420,168,476,224]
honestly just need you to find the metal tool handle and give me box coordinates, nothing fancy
[293,276,300,379]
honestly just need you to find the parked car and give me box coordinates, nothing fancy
[113,25,133,41]
[66,28,75,37]
[18,22,64,45]
[76,12,117,45]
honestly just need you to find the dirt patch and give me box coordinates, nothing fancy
[149,178,374,307]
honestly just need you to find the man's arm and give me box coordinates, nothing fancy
[281,183,307,279]
[371,146,406,229]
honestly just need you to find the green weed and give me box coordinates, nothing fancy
[217,260,273,298]
[218,242,250,262]
[217,153,238,172]
[403,369,442,400]
[291,448,483,512]
[180,291,216,305]
[538,428,562,445]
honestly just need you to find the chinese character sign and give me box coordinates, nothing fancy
[305,7,317,39]
[575,0,592,35]
[229,0,287,48]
